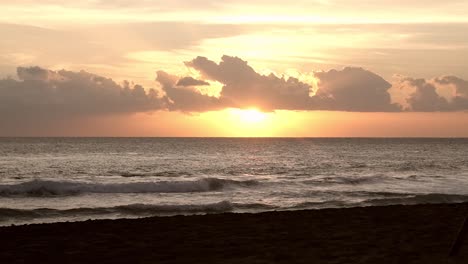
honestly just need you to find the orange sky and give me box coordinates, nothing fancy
[3,110,467,138]
[1,1,468,137]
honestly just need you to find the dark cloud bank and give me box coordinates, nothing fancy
[1,55,468,124]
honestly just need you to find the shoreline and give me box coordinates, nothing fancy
[2,203,468,263]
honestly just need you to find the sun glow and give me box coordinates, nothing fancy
[206,109,316,137]
[231,108,267,124]
[218,108,276,137]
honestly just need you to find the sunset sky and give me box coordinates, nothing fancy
[1,0,468,137]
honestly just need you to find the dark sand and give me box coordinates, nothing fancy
[2,203,468,263]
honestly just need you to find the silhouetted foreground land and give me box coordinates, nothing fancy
[2,203,468,263]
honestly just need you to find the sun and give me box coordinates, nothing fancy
[196,108,308,137]
[198,108,281,137]
[230,108,267,123]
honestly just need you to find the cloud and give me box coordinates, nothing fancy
[157,70,227,112]
[394,76,468,111]
[434,76,468,97]
[176,76,210,87]
[2,0,464,10]
[313,67,401,112]
[0,67,164,124]
[0,23,249,72]
[159,55,468,113]
[185,55,312,111]
[398,78,449,111]
[179,55,401,112]
[2,55,468,131]
[16,66,57,81]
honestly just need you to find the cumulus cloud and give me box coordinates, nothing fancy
[2,55,468,130]
[16,66,58,81]
[0,67,164,124]
[398,78,449,111]
[395,76,468,111]
[159,55,468,112]
[434,76,468,97]
[157,71,228,112]
[176,76,210,87]
[185,55,312,110]
[313,68,401,112]
[178,55,401,111]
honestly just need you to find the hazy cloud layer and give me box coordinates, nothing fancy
[2,55,468,127]
[2,0,465,11]
[2,22,468,85]
[0,23,249,74]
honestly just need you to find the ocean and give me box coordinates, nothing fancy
[1,138,467,226]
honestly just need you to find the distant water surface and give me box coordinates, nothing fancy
[1,138,467,225]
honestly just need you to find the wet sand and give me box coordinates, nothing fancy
[1,203,468,263]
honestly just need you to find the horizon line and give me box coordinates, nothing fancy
[1,136,468,139]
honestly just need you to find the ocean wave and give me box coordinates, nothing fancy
[289,193,468,210]
[291,200,350,209]
[364,193,468,206]
[302,175,386,185]
[395,161,460,172]
[347,162,368,169]
[108,170,193,178]
[0,178,259,197]
[0,201,275,221]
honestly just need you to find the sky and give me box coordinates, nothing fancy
[1,0,468,137]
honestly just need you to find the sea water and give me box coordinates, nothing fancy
[1,138,467,225]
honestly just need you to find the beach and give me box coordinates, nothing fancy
[1,203,468,263]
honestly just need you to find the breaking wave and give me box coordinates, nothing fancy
[302,175,386,185]
[0,178,260,197]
